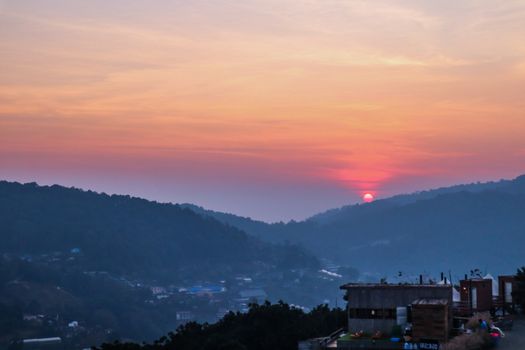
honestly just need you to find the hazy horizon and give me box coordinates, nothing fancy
[2,2,525,349]
[2,172,523,223]
[2,0,525,221]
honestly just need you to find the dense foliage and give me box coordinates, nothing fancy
[96,302,346,350]
[0,257,166,346]
[187,175,525,276]
[0,181,347,348]
[0,181,318,282]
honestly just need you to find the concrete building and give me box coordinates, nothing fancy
[20,337,62,349]
[459,278,493,313]
[340,283,452,334]
[176,310,194,322]
[499,275,517,305]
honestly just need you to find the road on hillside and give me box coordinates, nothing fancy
[499,318,525,349]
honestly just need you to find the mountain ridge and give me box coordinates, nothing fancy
[0,180,319,282]
[180,175,525,277]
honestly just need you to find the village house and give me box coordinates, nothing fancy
[340,283,452,335]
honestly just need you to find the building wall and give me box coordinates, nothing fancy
[411,303,450,342]
[459,279,493,312]
[499,276,517,305]
[347,318,398,335]
[344,286,452,309]
[343,285,452,334]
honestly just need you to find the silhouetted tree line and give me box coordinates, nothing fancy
[95,302,346,350]
[186,177,525,276]
[0,181,319,283]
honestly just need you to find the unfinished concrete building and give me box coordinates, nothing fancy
[340,283,453,335]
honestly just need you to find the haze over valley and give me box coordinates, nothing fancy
[1,175,525,346]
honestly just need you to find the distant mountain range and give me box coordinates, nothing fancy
[183,175,525,279]
[2,175,525,281]
[1,176,524,345]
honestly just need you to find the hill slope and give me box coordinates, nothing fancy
[184,175,525,278]
[0,181,331,346]
[0,181,318,281]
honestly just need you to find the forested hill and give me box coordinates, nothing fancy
[309,174,525,224]
[183,175,525,277]
[179,203,297,243]
[0,181,333,347]
[0,181,318,282]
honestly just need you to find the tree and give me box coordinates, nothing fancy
[95,302,346,350]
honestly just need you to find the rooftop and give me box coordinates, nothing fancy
[23,337,62,344]
[412,298,449,305]
[340,283,452,290]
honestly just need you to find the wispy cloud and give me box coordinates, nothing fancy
[1,0,525,219]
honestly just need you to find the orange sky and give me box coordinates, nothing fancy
[1,0,525,221]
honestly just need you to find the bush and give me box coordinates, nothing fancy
[444,313,492,350]
[442,332,489,350]
[96,302,347,350]
[465,312,491,330]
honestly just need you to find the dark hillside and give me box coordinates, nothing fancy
[183,175,525,277]
[0,181,318,282]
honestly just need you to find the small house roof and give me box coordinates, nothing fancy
[484,273,499,296]
[23,337,62,344]
[340,283,451,290]
[412,298,449,305]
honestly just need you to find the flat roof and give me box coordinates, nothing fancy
[340,283,452,290]
[459,278,492,283]
[412,298,449,305]
[23,337,62,343]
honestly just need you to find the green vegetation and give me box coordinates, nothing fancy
[0,181,350,348]
[95,302,346,350]
[187,176,525,276]
[0,181,318,282]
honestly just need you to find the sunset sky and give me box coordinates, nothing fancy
[1,0,525,221]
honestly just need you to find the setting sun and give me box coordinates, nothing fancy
[1,1,525,347]
[363,193,374,203]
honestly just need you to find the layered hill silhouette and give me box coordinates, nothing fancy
[2,176,524,280]
[0,181,326,345]
[184,175,525,278]
[2,176,524,345]
[0,181,318,282]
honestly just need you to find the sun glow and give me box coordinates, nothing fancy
[1,0,525,221]
[363,193,374,203]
